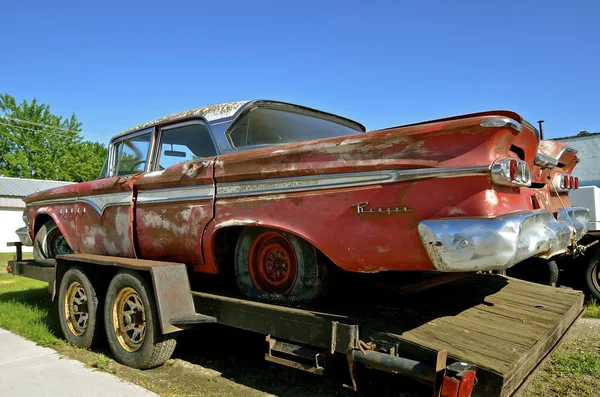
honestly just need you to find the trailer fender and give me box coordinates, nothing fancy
[55,254,215,334]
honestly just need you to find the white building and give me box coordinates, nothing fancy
[0,177,73,252]
[554,131,600,186]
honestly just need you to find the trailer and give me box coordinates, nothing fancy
[5,242,583,397]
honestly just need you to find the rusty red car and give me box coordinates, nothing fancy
[17,100,589,302]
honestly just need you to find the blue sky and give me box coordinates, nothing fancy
[2,0,598,144]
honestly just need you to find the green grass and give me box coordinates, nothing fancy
[555,352,600,376]
[584,298,600,318]
[0,274,60,346]
[0,252,34,270]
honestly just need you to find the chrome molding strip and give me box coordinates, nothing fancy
[534,151,559,168]
[78,192,132,214]
[216,165,490,198]
[555,146,578,164]
[137,185,214,205]
[26,197,77,206]
[26,165,490,210]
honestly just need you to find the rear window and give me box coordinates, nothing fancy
[227,108,361,149]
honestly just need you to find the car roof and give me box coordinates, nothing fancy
[112,100,365,142]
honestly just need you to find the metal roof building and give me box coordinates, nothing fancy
[553,131,600,187]
[0,177,74,252]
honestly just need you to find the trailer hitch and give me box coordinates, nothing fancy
[346,343,476,397]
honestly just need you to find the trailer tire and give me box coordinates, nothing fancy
[33,219,72,264]
[235,227,327,303]
[104,269,177,369]
[584,253,600,301]
[58,266,102,349]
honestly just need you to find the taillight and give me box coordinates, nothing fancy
[553,173,579,193]
[491,158,531,187]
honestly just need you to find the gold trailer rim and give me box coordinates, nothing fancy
[64,281,89,337]
[112,287,146,352]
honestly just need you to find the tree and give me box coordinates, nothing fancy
[0,93,108,182]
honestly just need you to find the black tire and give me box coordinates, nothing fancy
[58,266,102,349]
[104,269,177,369]
[33,219,72,264]
[507,259,559,286]
[234,227,327,303]
[583,250,600,301]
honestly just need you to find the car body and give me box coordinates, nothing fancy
[19,100,589,301]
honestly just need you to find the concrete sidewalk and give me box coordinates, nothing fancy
[0,328,157,396]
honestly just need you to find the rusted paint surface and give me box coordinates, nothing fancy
[22,106,582,275]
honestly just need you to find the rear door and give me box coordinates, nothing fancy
[133,119,218,268]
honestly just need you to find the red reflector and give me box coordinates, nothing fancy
[441,370,476,397]
[569,176,575,190]
[457,371,476,397]
[574,177,579,189]
[509,159,518,181]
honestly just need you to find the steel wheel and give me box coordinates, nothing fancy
[46,226,72,257]
[248,231,298,295]
[64,281,89,337]
[112,287,146,353]
[58,266,102,349]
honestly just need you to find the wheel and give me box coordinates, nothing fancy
[33,219,72,262]
[58,267,102,348]
[584,250,600,300]
[104,269,177,369]
[234,227,327,303]
[507,259,559,286]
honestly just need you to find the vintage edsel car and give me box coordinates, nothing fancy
[17,100,589,302]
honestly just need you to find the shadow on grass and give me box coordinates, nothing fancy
[0,286,63,340]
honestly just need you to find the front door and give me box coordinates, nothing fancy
[134,120,217,268]
[75,130,153,257]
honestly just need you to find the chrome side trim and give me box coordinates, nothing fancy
[78,192,132,214]
[534,151,559,168]
[137,185,214,205]
[555,146,578,164]
[26,197,78,207]
[480,117,523,132]
[26,165,490,210]
[216,166,490,198]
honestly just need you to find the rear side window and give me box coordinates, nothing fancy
[227,108,360,148]
[156,122,217,170]
[113,132,152,176]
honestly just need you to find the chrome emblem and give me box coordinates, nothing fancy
[352,201,413,215]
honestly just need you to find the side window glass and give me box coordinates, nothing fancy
[115,133,152,176]
[157,123,217,170]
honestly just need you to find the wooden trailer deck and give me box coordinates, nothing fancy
[350,275,584,396]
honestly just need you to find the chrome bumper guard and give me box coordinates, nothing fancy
[16,227,33,246]
[418,207,589,272]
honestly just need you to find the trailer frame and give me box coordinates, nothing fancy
[4,242,584,397]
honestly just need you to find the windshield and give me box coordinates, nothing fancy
[227,108,362,149]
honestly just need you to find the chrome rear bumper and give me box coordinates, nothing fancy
[16,227,33,246]
[418,207,589,272]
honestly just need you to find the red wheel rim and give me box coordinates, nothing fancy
[248,231,298,295]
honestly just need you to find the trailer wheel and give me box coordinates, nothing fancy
[104,269,177,369]
[34,219,72,263]
[235,227,327,303]
[58,267,102,349]
[584,254,600,301]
